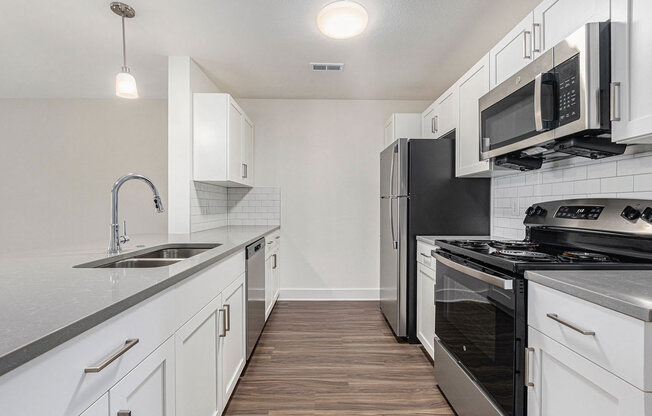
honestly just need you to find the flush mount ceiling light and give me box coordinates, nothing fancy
[317,1,368,39]
[111,2,138,99]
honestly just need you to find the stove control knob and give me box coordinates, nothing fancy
[534,206,547,217]
[621,205,641,221]
[642,207,652,224]
[526,206,535,216]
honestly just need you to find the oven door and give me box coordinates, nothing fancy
[479,48,556,160]
[434,251,524,416]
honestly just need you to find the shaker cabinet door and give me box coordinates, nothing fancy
[490,12,534,88]
[221,274,247,403]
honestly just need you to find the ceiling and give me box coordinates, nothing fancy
[1,0,539,100]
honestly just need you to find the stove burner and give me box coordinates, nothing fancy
[558,251,617,263]
[493,250,556,262]
[491,240,539,250]
[453,240,491,250]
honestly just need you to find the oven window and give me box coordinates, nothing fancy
[435,260,516,415]
[482,81,537,152]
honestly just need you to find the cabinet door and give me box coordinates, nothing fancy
[434,86,458,139]
[533,0,609,58]
[611,0,652,144]
[242,117,254,186]
[421,103,437,139]
[457,54,491,177]
[527,328,648,416]
[265,254,273,320]
[384,115,394,148]
[80,393,108,416]
[109,337,175,416]
[416,263,435,360]
[221,274,247,403]
[228,100,243,183]
[175,294,223,416]
[490,12,534,88]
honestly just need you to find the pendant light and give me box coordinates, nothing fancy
[317,1,368,40]
[111,2,138,99]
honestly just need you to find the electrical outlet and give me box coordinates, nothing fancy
[511,199,520,216]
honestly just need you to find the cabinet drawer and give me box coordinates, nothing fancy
[0,287,177,416]
[528,282,652,391]
[265,231,280,256]
[416,240,436,269]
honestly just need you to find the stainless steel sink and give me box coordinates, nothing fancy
[75,243,221,268]
[99,258,182,268]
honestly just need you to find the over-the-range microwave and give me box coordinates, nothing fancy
[479,22,625,171]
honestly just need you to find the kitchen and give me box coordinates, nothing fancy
[1,0,652,415]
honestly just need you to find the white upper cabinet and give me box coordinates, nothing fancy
[193,93,255,187]
[434,84,459,139]
[109,337,176,416]
[611,0,652,144]
[490,12,534,89]
[421,103,437,139]
[384,113,421,149]
[533,0,610,58]
[457,54,491,177]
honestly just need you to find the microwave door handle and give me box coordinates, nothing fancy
[534,73,544,132]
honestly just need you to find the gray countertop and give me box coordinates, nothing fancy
[526,270,652,322]
[0,225,279,377]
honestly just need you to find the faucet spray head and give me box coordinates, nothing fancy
[154,195,164,213]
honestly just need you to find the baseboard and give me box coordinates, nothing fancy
[278,288,380,301]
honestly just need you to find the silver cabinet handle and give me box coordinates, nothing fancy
[224,304,231,332]
[610,82,621,122]
[242,163,248,179]
[523,31,532,59]
[546,313,595,335]
[432,251,513,290]
[532,23,541,52]
[525,347,534,387]
[273,253,278,269]
[420,252,431,259]
[118,411,132,416]
[84,338,139,373]
[219,308,227,337]
[431,116,436,133]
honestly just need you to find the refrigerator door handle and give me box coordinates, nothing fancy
[389,144,397,248]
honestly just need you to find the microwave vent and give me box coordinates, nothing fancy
[311,63,344,71]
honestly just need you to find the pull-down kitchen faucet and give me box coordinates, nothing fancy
[108,173,164,254]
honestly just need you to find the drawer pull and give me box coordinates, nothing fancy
[224,304,231,332]
[525,347,534,387]
[420,252,431,259]
[84,338,139,373]
[219,308,227,338]
[546,313,595,336]
[118,411,132,416]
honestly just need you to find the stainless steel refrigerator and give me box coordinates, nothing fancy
[380,136,490,342]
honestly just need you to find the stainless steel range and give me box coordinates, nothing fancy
[433,198,652,416]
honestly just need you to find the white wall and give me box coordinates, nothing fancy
[0,99,167,253]
[238,99,429,300]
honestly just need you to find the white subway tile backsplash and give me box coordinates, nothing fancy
[491,151,652,239]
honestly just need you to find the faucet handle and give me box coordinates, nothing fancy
[120,220,130,244]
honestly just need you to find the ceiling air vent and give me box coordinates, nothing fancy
[311,62,344,71]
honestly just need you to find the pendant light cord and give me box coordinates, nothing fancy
[121,16,128,70]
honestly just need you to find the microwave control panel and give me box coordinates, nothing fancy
[556,54,580,126]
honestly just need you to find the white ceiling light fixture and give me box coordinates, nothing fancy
[317,1,368,40]
[111,2,138,99]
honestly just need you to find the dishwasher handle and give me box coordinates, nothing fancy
[246,238,265,258]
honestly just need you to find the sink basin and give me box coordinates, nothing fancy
[99,258,182,268]
[75,243,221,268]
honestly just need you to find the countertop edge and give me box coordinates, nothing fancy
[525,270,652,322]
[0,226,279,377]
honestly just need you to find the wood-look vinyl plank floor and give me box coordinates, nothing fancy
[224,301,454,416]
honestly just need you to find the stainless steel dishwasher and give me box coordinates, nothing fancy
[245,238,265,360]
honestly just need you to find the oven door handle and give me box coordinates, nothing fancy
[432,252,513,291]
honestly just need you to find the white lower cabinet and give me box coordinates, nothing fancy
[272,251,280,302]
[221,274,247,402]
[109,336,175,416]
[80,393,109,416]
[175,294,224,416]
[416,262,435,360]
[265,232,281,321]
[527,328,650,416]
